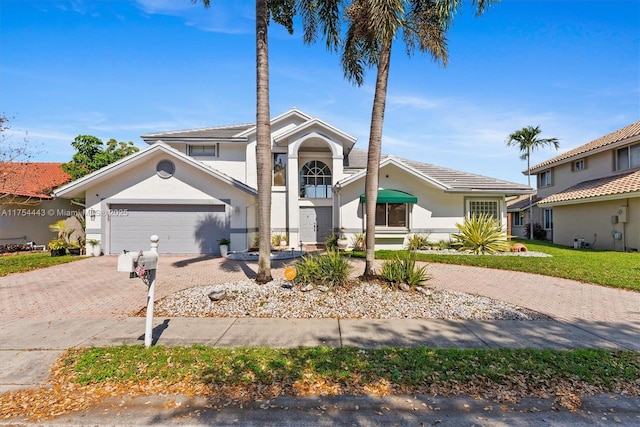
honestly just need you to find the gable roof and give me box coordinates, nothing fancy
[0,162,71,199]
[341,148,532,194]
[530,120,640,173]
[538,170,640,206]
[506,193,541,211]
[54,142,257,199]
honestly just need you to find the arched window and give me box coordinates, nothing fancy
[299,160,332,198]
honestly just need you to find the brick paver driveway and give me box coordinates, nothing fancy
[1,255,639,322]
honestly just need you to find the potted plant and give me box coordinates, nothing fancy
[337,227,349,250]
[88,239,101,257]
[67,240,82,256]
[48,239,67,256]
[218,238,231,257]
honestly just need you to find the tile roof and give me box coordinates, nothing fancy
[506,193,540,210]
[141,124,254,140]
[538,170,640,205]
[530,120,640,172]
[0,163,71,199]
[345,148,531,192]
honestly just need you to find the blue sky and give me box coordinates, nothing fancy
[1,0,638,185]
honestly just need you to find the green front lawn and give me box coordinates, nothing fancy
[374,240,640,292]
[0,252,83,277]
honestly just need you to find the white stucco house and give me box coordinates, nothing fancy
[54,109,532,255]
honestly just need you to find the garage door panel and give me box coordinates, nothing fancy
[109,204,227,255]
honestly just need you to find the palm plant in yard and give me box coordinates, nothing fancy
[451,213,511,254]
[506,126,559,240]
[304,0,496,277]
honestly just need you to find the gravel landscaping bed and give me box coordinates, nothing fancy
[152,279,552,321]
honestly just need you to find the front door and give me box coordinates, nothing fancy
[300,207,332,243]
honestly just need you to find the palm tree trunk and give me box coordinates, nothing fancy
[363,39,392,277]
[255,0,272,283]
[527,147,533,240]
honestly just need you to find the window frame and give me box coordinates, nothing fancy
[374,202,409,229]
[299,160,332,199]
[543,208,553,230]
[617,143,640,171]
[188,144,218,157]
[572,159,585,172]
[466,199,500,220]
[272,153,287,187]
[512,211,524,226]
[539,170,552,188]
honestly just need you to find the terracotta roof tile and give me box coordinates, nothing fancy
[539,170,640,205]
[530,120,640,172]
[507,193,540,210]
[0,163,71,199]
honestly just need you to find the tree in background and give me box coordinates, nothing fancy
[0,114,42,206]
[506,125,559,240]
[62,135,138,180]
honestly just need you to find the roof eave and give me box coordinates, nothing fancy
[539,191,640,207]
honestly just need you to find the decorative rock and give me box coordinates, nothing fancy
[398,283,410,292]
[208,290,226,301]
[416,286,432,297]
[317,285,329,292]
[300,284,314,292]
[281,282,293,289]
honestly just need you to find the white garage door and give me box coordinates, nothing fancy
[109,204,227,255]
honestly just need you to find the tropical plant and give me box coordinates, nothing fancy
[406,233,431,250]
[506,126,559,240]
[351,231,366,251]
[62,135,138,180]
[324,232,339,250]
[48,220,74,245]
[451,213,511,254]
[218,238,231,246]
[380,250,430,288]
[47,238,66,250]
[292,248,352,288]
[271,233,287,247]
[317,0,495,277]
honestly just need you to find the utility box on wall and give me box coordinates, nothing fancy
[617,207,628,223]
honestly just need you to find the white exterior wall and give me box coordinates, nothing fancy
[83,150,255,254]
[338,164,470,250]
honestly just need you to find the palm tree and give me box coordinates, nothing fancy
[194,0,298,283]
[338,0,494,277]
[506,125,559,240]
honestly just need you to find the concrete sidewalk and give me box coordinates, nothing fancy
[2,315,639,393]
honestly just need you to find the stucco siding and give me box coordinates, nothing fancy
[552,198,638,251]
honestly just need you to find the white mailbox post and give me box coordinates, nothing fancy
[117,235,159,348]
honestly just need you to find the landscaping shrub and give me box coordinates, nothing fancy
[380,250,430,288]
[405,233,431,250]
[293,249,351,288]
[451,214,511,254]
[524,222,547,240]
[324,232,339,250]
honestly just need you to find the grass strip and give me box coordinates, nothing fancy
[0,252,83,277]
[371,240,640,291]
[65,345,640,393]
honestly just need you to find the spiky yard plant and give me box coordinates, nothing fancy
[293,248,352,288]
[380,250,430,288]
[451,214,512,254]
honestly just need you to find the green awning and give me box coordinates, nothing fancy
[359,189,417,204]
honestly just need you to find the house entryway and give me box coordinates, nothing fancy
[300,207,332,243]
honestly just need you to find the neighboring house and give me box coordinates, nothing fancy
[0,162,77,246]
[516,120,640,251]
[54,109,532,255]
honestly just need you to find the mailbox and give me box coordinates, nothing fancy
[137,251,158,270]
[117,251,136,272]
